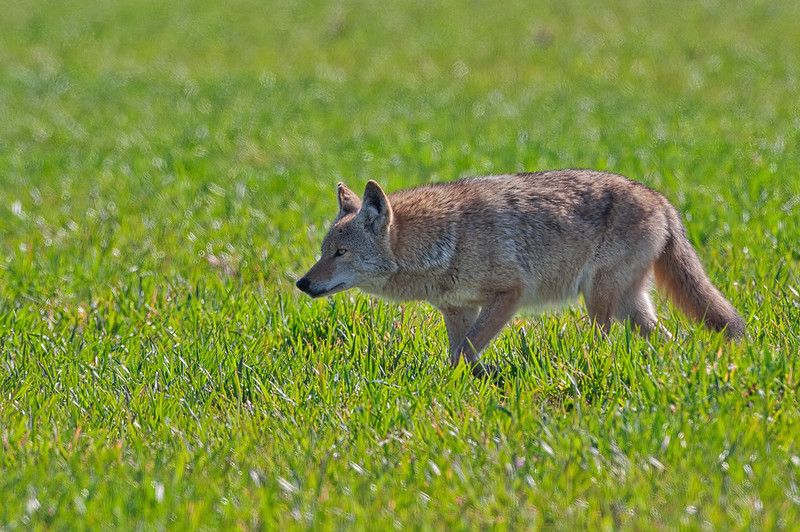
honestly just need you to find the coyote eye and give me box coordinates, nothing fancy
[335,248,347,257]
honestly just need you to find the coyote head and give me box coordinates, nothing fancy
[296,181,398,298]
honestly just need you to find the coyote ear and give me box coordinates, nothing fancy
[336,182,361,220]
[360,180,393,233]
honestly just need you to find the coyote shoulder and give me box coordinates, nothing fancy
[296,170,745,374]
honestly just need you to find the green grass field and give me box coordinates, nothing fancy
[2,0,799,529]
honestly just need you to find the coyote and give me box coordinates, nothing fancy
[296,170,744,375]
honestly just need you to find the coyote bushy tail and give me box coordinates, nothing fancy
[654,208,745,340]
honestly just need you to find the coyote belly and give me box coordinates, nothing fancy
[296,170,745,374]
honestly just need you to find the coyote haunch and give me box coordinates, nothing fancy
[296,170,745,374]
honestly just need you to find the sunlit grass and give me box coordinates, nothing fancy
[1,0,799,529]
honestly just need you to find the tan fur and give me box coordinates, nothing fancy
[296,170,745,373]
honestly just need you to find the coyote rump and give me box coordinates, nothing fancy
[296,170,744,375]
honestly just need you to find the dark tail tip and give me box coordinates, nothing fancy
[721,311,746,341]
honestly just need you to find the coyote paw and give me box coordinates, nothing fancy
[471,362,520,387]
[471,362,500,379]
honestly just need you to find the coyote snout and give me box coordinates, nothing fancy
[297,170,745,375]
[295,276,346,298]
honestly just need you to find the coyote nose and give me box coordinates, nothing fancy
[296,277,311,293]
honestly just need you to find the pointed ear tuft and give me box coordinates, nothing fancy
[360,180,393,233]
[336,182,361,220]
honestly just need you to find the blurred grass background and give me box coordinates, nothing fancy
[1,0,799,529]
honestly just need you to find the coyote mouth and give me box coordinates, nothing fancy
[302,282,346,298]
[315,283,346,297]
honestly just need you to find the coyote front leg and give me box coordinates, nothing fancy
[449,289,523,374]
[441,306,479,361]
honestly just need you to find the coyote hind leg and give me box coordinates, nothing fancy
[614,273,659,336]
[586,267,671,339]
[583,271,619,336]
